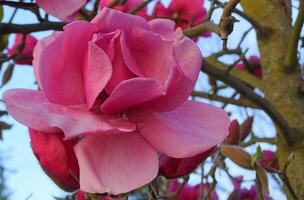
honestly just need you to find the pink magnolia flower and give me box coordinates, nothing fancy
[99,0,149,19]
[29,129,79,191]
[235,56,263,78]
[8,34,38,65]
[168,180,219,200]
[3,8,230,195]
[153,0,210,37]
[159,146,216,179]
[258,150,279,172]
[36,0,86,21]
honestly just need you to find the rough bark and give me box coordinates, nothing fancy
[241,0,304,199]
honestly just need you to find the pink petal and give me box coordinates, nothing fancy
[33,22,94,106]
[100,32,135,93]
[173,28,203,87]
[84,42,112,108]
[146,20,204,112]
[91,8,150,36]
[130,27,176,85]
[74,132,158,194]
[148,19,175,38]
[100,78,165,114]
[129,100,230,158]
[29,129,79,191]
[36,0,86,21]
[3,89,136,138]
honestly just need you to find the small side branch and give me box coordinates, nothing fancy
[284,0,304,70]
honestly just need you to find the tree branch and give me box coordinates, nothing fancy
[205,56,265,91]
[192,91,259,109]
[0,21,66,34]
[184,21,219,37]
[202,60,294,145]
[284,0,304,70]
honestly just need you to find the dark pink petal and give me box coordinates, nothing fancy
[153,1,172,18]
[74,132,158,194]
[100,78,165,114]
[159,146,216,179]
[33,21,95,106]
[91,8,150,36]
[29,129,79,191]
[84,42,112,108]
[36,0,86,21]
[129,100,230,158]
[8,34,38,65]
[3,89,136,138]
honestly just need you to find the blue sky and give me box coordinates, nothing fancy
[1,0,302,199]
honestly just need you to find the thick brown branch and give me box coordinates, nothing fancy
[202,60,294,145]
[205,56,264,90]
[0,22,66,34]
[0,1,37,10]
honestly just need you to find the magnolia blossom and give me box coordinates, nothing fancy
[8,34,37,65]
[235,56,263,78]
[153,0,210,37]
[168,180,219,200]
[36,0,86,21]
[99,0,148,18]
[3,8,229,195]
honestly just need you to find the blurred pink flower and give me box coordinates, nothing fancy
[258,150,279,171]
[230,176,272,200]
[235,55,263,78]
[159,146,216,179]
[168,180,219,200]
[153,0,210,38]
[36,0,86,21]
[3,9,230,195]
[99,0,149,19]
[8,34,37,65]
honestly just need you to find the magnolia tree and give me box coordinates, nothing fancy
[0,0,303,200]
